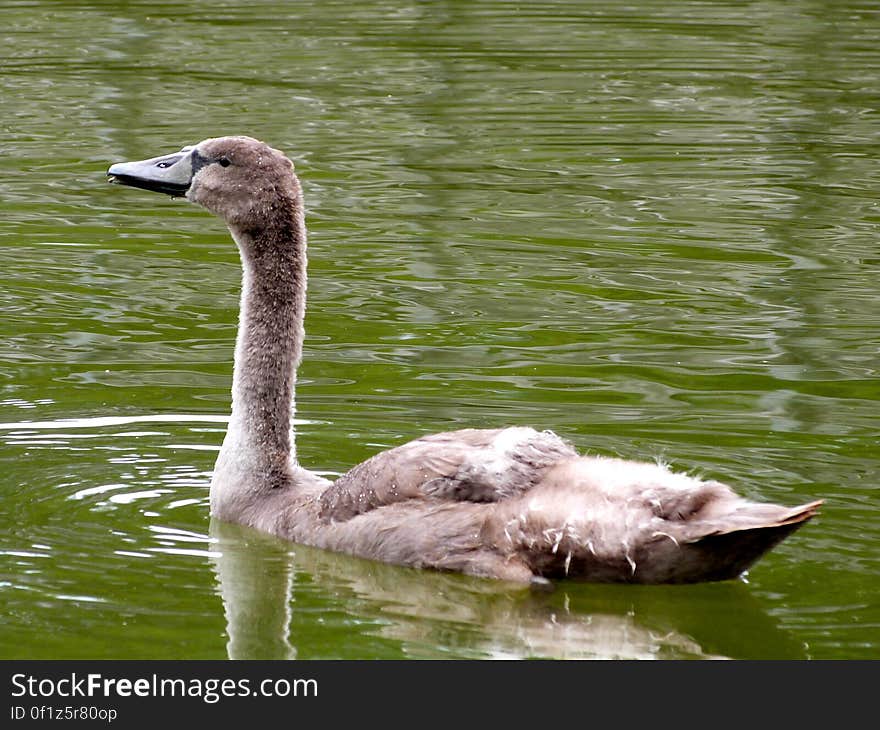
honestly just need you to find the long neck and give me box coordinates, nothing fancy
[211,190,307,509]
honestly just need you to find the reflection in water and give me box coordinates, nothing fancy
[209,520,804,660]
[210,521,297,660]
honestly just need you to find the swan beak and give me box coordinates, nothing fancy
[107,145,198,197]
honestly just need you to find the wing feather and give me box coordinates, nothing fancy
[319,427,576,522]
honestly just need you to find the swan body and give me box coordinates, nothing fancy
[108,135,821,585]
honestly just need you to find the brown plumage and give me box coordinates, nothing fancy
[108,135,822,585]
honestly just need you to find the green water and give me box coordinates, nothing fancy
[1,0,878,659]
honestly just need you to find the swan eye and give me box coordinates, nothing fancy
[156,161,172,168]
[218,157,231,168]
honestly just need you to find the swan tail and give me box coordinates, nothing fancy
[671,498,823,583]
[496,492,822,584]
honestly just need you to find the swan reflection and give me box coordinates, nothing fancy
[210,519,805,660]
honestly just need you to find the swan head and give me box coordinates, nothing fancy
[108,135,298,227]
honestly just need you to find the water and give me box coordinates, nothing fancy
[1,0,878,659]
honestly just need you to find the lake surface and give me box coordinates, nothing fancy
[1,0,878,659]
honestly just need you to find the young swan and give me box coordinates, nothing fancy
[108,135,822,585]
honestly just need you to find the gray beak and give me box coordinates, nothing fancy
[107,146,200,197]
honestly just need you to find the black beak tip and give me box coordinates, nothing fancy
[105,172,190,198]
